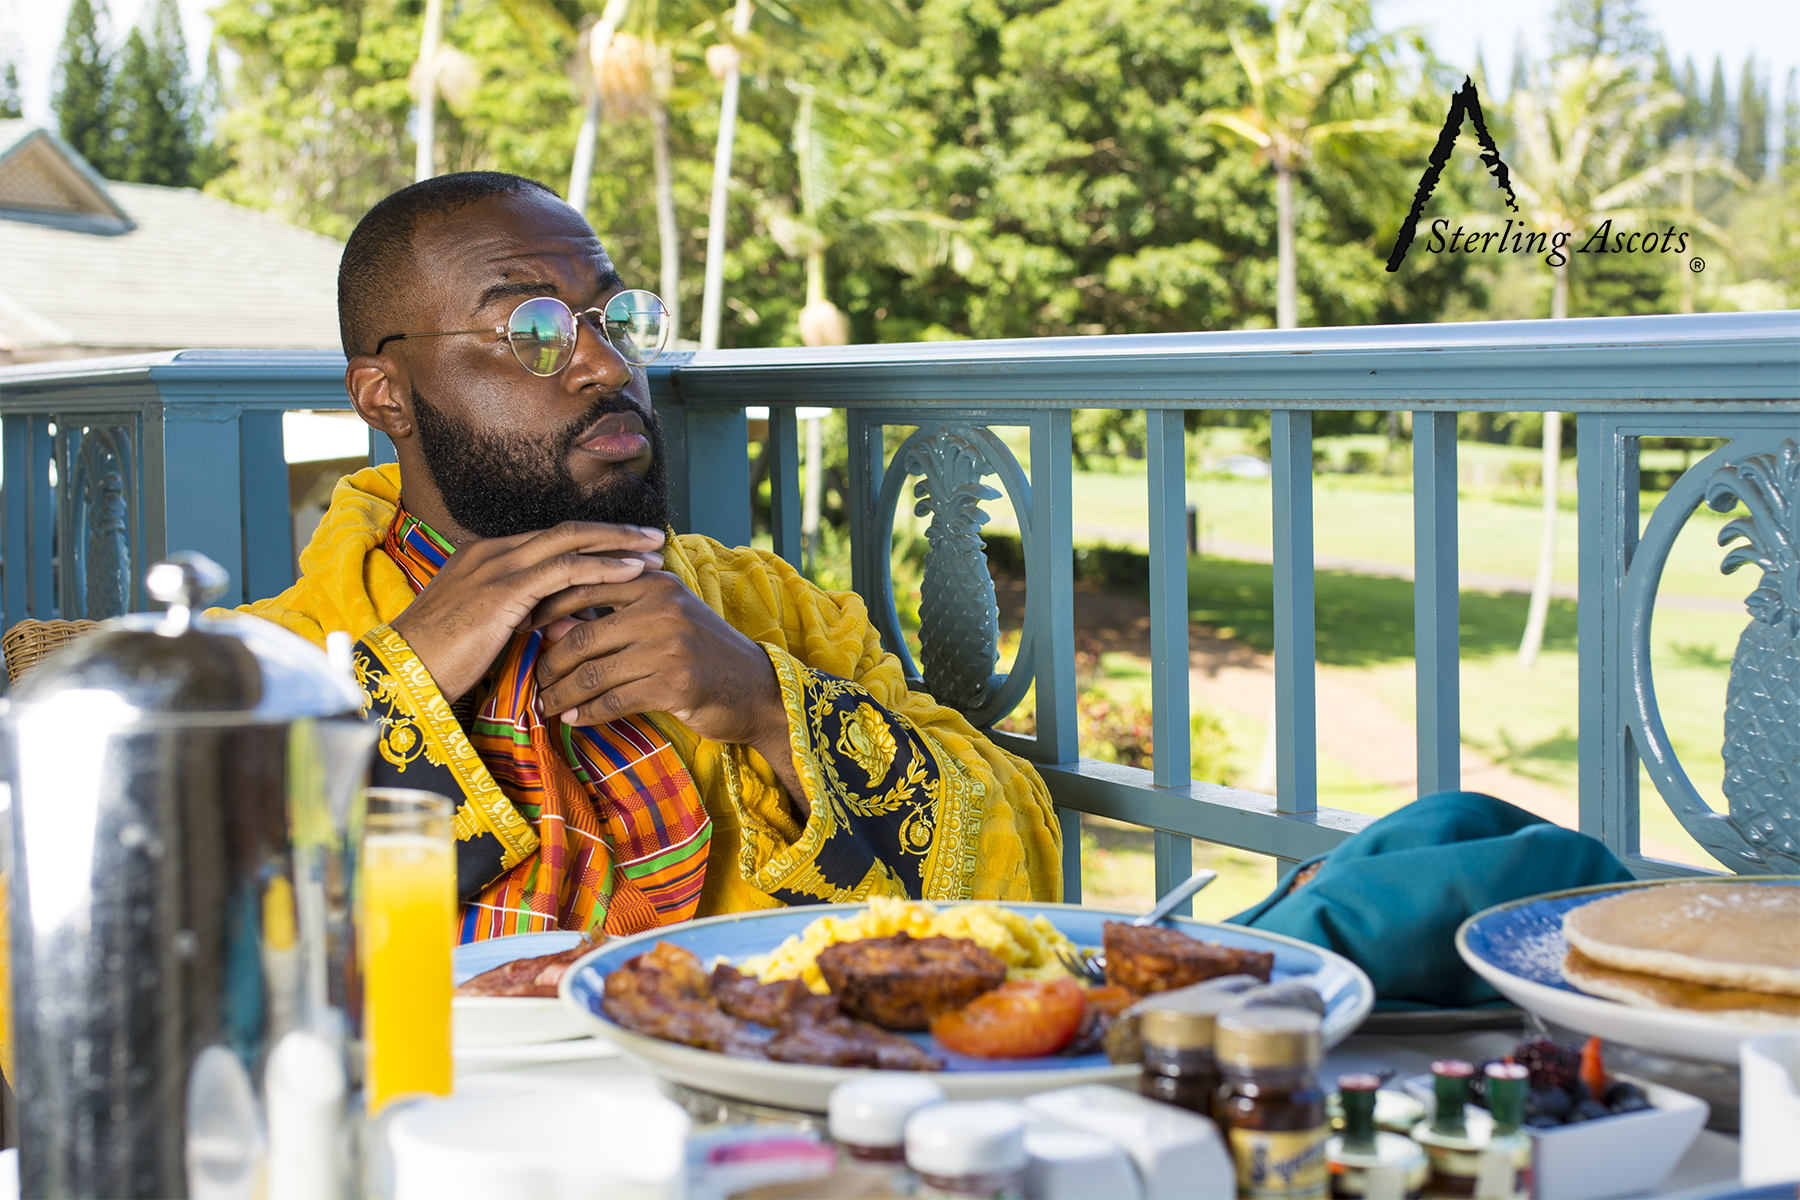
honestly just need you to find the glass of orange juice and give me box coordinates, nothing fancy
[358,788,456,1113]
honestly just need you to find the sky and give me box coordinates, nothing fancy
[5,0,1798,131]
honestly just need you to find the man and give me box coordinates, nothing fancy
[241,171,1060,941]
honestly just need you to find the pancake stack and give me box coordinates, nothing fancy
[1561,882,1800,1026]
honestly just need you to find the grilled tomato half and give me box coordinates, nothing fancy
[930,977,1086,1058]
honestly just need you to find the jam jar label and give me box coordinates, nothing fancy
[1229,1126,1330,1199]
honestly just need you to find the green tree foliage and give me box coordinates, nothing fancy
[0,59,23,121]
[1548,0,1657,66]
[55,0,113,169]
[1705,55,1730,148]
[1734,56,1767,183]
[109,0,200,186]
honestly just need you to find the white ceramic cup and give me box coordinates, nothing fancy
[388,1084,688,1199]
[1740,1032,1800,1187]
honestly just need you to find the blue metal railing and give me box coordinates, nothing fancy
[2,311,1796,896]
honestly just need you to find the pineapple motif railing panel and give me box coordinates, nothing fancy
[866,420,1036,732]
[1623,434,1800,874]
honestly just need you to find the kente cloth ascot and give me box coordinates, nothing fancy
[382,509,712,943]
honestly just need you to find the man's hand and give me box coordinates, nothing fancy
[532,572,808,817]
[388,522,667,705]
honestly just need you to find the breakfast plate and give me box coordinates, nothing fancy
[453,930,596,1048]
[1456,877,1800,1065]
[560,901,1374,1111]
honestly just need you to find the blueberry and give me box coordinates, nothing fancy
[1526,1086,1572,1120]
[1525,1114,1563,1129]
[1569,1099,1610,1123]
[1603,1082,1647,1109]
[1567,1079,1591,1104]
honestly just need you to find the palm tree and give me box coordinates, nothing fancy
[597,0,705,339]
[763,85,972,347]
[1199,0,1434,328]
[1507,55,1737,667]
[698,0,755,350]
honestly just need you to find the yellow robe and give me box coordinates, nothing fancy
[237,464,1062,913]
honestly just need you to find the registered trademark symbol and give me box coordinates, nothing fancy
[1690,257,1705,273]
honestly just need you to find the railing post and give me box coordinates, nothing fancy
[768,406,802,569]
[674,408,752,547]
[368,428,398,468]
[240,410,295,604]
[3,417,26,626]
[1577,415,1638,860]
[157,403,248,604]
[1269,410,1317,875]
[29,417,55,619]
[1025,410,1082,904]
[847,413,885,623]
[1412,411,1460,797]
[1148,410,1195,911]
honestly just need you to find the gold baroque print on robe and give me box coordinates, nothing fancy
[756,650,980,904]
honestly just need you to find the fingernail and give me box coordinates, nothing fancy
[562,709,580,725]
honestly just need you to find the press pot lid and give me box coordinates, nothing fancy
[7,552,363,720]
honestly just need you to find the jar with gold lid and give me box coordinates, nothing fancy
[1214,1008,1330,1200]
[1139,1002,1224,1117]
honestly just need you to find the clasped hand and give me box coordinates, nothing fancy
[388,522,804,811]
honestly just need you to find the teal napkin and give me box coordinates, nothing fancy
[1227,792,1634,1009]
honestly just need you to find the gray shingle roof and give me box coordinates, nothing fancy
[0,127,345,357]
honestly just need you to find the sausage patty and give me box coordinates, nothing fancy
[1102,921,1274,994]
[817,933,1008,1030]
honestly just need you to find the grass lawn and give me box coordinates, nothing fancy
[1186,554,1743,869]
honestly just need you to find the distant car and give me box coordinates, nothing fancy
[1208,454,1272,479]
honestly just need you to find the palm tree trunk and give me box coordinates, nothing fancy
[413,0,445,181]
[568,90,601,212]
[1518,257,1569,669]
[1275,164,1297,329]
[698,0,755,350]
[566,0,629,216]
[650,96,681,338]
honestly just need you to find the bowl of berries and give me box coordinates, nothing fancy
[1408,1036,1710,1200]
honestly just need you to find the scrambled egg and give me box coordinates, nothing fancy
[737,898,1076,994]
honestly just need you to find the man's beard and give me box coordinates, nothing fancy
[410,387,671,538]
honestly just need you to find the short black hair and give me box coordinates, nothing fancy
[338,171,561,358]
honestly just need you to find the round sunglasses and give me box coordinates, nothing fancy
[373,290,671,375]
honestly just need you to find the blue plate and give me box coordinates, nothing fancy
[1457,877,1800,1064]
[559,901,1374,1109]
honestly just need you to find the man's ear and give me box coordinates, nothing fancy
[345,355,415,443]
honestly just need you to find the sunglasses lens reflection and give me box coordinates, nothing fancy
[603,290,671,366]
[508,296,577,375]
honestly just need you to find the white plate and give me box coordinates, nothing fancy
[1456,878,1800,1065]
[453,931,592,1047]
[454,1036,620,1068]
[561,901,1375,1112]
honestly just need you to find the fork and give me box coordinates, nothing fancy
[1056,869,1220,985]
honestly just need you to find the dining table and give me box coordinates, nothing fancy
[453,1019,1754,1200]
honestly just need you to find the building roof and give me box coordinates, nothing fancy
[0,124,345,361]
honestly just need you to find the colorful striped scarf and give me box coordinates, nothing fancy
[382,509,711,943]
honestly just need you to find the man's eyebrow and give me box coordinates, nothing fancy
[474,269,626,315]
[475,280,558,312]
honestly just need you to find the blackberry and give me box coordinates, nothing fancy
[1570,1099,1610,1122]
[1525,1085,1572,1122]
[1514,1038,1580,1091]
[1604,1082,1650,1114]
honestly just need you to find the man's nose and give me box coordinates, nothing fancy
[563,311,634,396]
